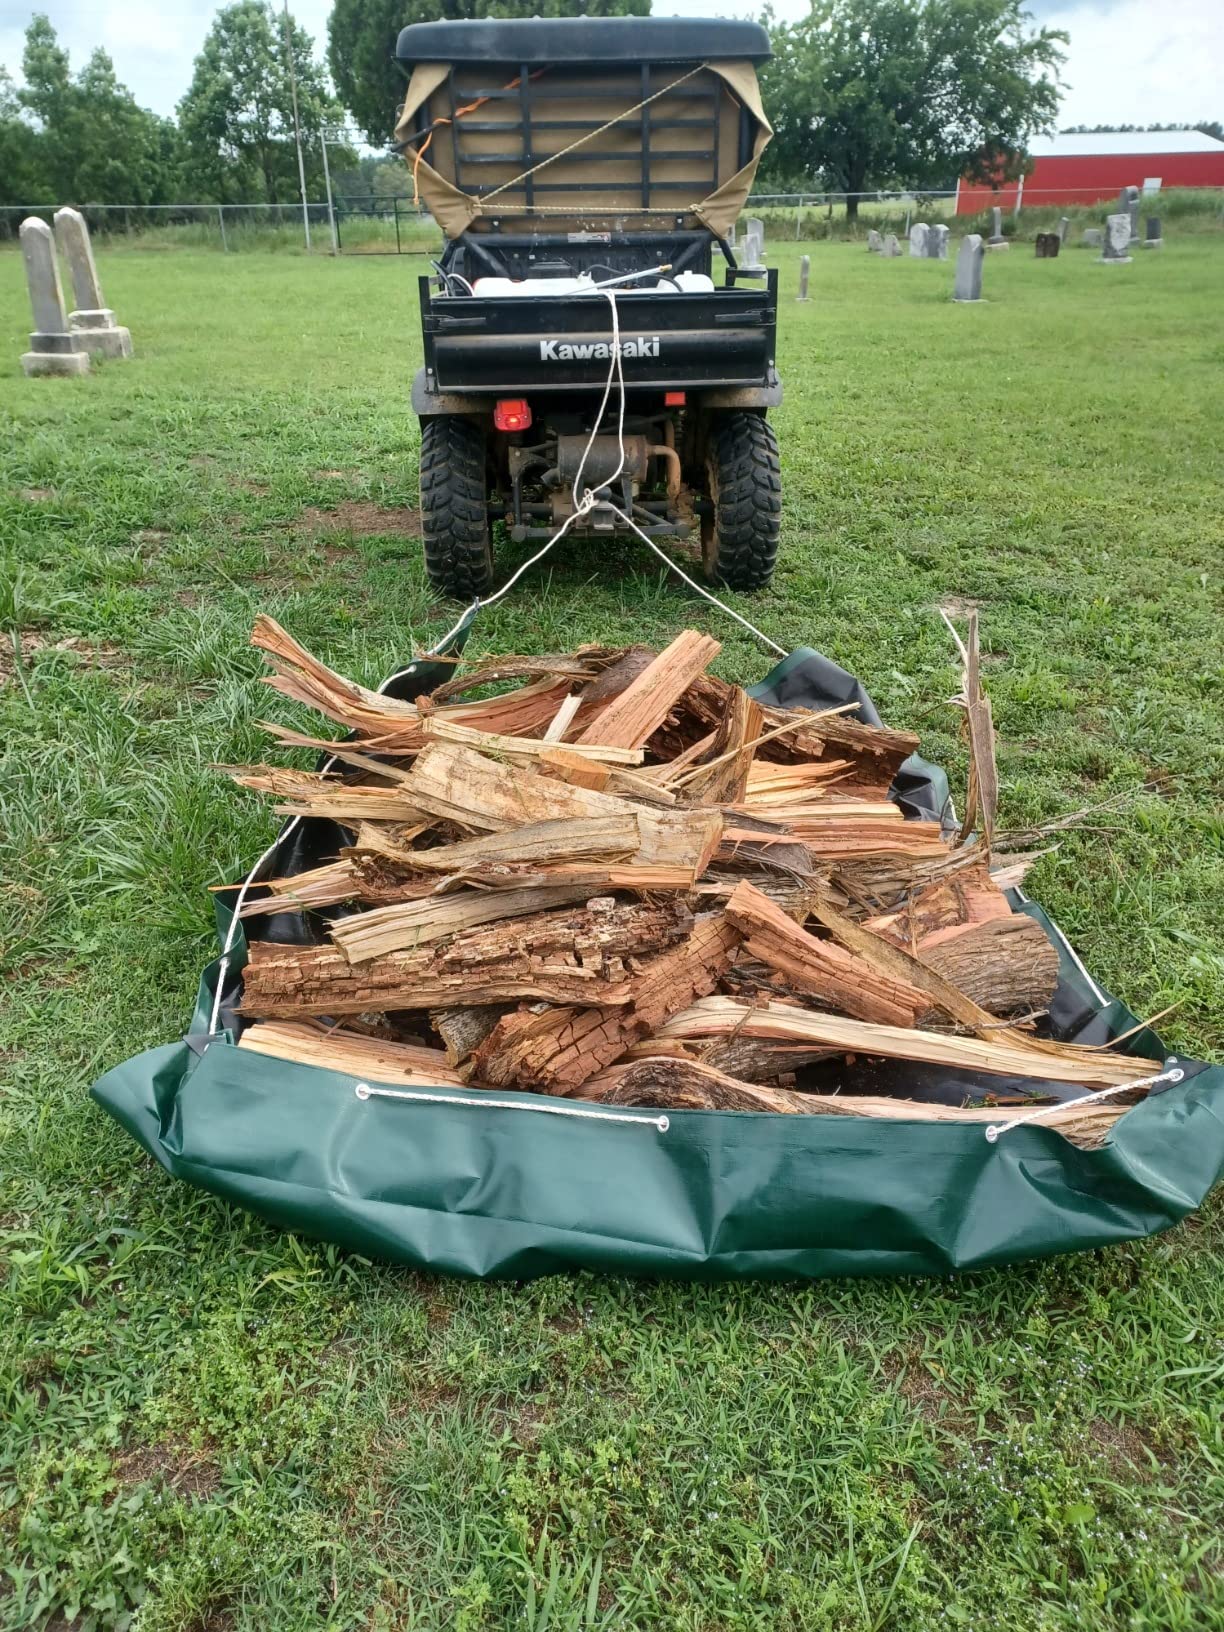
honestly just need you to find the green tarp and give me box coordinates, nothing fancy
[90,646,1224,1280]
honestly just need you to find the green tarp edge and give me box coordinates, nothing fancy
[90,890,1224,1281]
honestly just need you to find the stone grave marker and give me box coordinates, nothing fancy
[796,254,810,302]
[1082,227,1102,248]
[867,229,882,253]
[909,222,929,257]
[1099,214,1133,263]
[926,224,949,259]
[742,227,764,270]
[53,207,133,360]
[1118,186,1140,243]
[19,218,90,378]
[1143,216,1162,249]
[987,206,1008,249]
[952,234,984,301]
[1057,216,1070,243]
[1035,232,1060,258]
[746,216,765,257]
[881,233,900,258]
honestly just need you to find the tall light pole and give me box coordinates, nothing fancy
[281,0,311,251]
[320,129,339,255]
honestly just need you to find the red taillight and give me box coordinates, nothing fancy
[494,398,532,432]
[664,391,686,407]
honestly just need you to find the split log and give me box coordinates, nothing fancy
[418,714,645,766]
[401,813,639,874]
[653,997,1154,1089]
[917,915,1060,1016]
[621,1034,833,1082]
[330,882,601,962]
[574,1056,1126,1148]
[674,686,763,806]
[238,1020,464,1087]
[942,609,998,850]
[399,742,722,870]
[573,630,721,749]
[240,899,690,1018]
[427,647,618,704]
[431,1005,508,1067]
[228,765,431,826]
[537,747,611,791]
[470,911,740,1093]
[725,881,928,1027]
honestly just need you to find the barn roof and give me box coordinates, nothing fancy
[1035,130,1224,158]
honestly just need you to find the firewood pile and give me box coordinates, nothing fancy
[223,615,1157,1147]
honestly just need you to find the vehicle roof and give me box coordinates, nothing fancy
[395,16,772,67]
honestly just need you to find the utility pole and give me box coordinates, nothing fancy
[320,130,339,255]
[282,0,311,251]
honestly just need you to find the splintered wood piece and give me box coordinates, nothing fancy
[400,742,722,870]
[917,915,1060,1016]
[564,645,658,735]
[403,813,640,873]
[621,1034,833,1082]
[238,1020,465,1087]
[542,692,583,742]
[419,714,645,766]
[251,615,424,745]
[861,856,1001,947]
[431,1005,509,1067]
[725,881,927,1027]
[471,911,740,1093]
[757,703,920,789]
[227,765,432,825]
[537,748,612,791]
[744,760,856,799]
[573,630,721,749]
[654,997,1152,1089]
[427,649,617,704]
[573,1057,1125,1147]
[237,859,363,917]
[330,882,596,962]
[240,899,690,1017]
[442,861,701,893]
[942,609,999,851]
[677,686,764,806]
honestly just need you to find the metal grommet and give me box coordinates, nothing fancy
[657,1115,670,1133]
[984,1125,1000,1144]
[1167,1068,1185,1083]
[354,1082,371,1100]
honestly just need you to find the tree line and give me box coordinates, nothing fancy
[1,0,1218,217]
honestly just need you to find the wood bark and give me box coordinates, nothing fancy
[240,899,691,1018]
[917,915,1060,1015]
[470,911,740,1093]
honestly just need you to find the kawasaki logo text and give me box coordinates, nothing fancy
[539,337,660,362]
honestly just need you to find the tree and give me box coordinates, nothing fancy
[0,68,48,205]
[328,0,650,149]
[759,0,1066,219]
[12,15,179,205]
[178,1,346,203]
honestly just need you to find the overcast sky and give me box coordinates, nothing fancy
[1,0,1219,137]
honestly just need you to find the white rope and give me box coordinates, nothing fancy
[354,1081,669,1131]
[983,1064,1183,1143]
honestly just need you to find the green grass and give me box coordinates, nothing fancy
[1,239,1223,1631]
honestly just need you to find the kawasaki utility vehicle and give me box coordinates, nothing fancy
[395,16,782,596]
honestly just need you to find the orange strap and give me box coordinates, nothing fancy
[411,69,548,207]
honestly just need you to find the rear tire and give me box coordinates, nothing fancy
[700,412,781,591]
[420,416,493,599]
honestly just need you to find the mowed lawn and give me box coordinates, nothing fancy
[1,237,1223,1632]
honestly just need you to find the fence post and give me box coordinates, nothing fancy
[795,199,803,239]
[321,131,339,255]
[394,196,402,255]
[217,204,228,253]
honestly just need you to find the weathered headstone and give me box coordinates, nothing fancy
[926,224,949,259]
[987,205,1008,249]
[1082,227,1102,248]
[1099,213,1133,263]
[53,208,132,360]
[909,222,929,257]
[19,218,90,378]
[880,233,900,258]
[1118,185,1140,244]
[796,254,810,302]
[866,229,882,253]
[746,216,766,257]
[1035,232,1060,258]
[741,227,764,270]
[952,234,984,301]
[1143,216,1162,249]
[1057,216,1070,244]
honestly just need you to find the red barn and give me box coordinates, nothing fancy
[956,129,1224,213]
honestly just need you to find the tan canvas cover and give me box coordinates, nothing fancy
[394,58,771,239]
